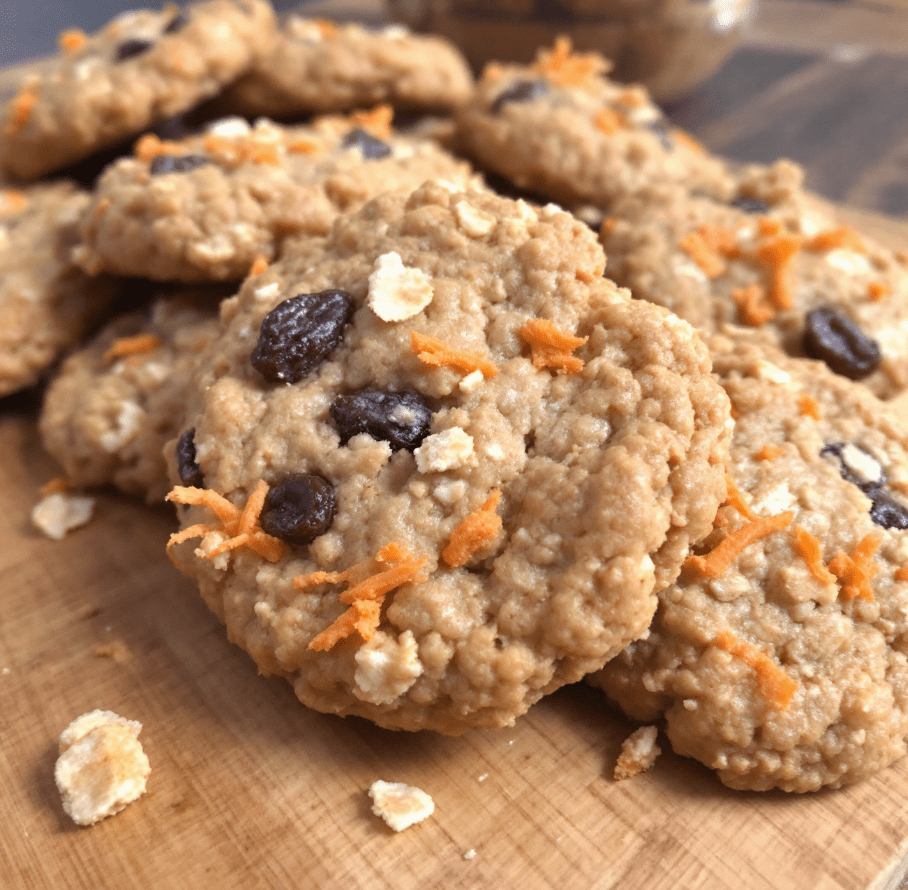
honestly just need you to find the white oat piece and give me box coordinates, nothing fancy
[368,780,435,832]
[54,709,150,826]
[31,491,95,540]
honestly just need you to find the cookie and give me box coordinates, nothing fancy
[600,159,908,399]
[39,290,224,503]
[0,0,276,181]
[74,110,479,282]
[217,17,474,119]
[0,182,120,397]
[455,37,733,210]
[163,181,732,734]
[591,335,908,791]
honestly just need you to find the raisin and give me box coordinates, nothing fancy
[648,117,675,151]
[259,474,336,545]
[176,429,204,488]
[492,79,549,112]
[149,154,211,176]
[331,388,432,452]
[803,306,882,380]
[870,490,908,529]
[732,196,771,214]
[250,290,354,384]
[115,38,154,61]
[342,128,392,160]
[163,11,188,34]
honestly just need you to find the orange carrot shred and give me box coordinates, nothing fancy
[520,318,587,374]
[713,630,798,709]
[58,28,87,51]
[249,255,269,276]
[755,445,782,461]
[532,35,608,88]
[5,89,37,135]
[103,333,162,364]
[600,218,617,239]
[672,129,705,154]
[798,395,821,420]
[595,108,627,135]
[40,476,70,496]
[134,133,186,161]
[896,567,908,583]
[733,284,775,326]
[724,474,758,521]
[287,135,321,154]
[868,281,892,302]
[791,526,836,586]
[314,18,339,38]
[0,190,27,215]
[350,104,394,139]
[410,331,498,378]
[442,490,502,567]
[679,230,725,278]
[755,233,802,310]
[828,534,879,601]
[756,217,782,238]
[804,227,865,253]
[309,600,381,652]
[685,511,794,579]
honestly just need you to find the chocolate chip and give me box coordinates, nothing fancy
[731,197,771,214]
[331,389,433,452]
[869,490,908,530]
[115,38,154,62]
[259,474,336,545]
[176,429,204,488]
[492,79,549,113]
[250,290,354,384]
[163,11,188,34]
[149,154,211,176]
[803,306,882,380]
[342,128,392,160]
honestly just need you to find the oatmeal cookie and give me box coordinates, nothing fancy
[39,290,224,503]
[0,182,120,397]
[0,0,275,181]
[455,37,732,209]
[163,181,731,734]
[600,160,908,399]
[591,336,908,791]
[74,111,479,282]
[218,17,473,119]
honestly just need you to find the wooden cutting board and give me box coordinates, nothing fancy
[2,206,908,890]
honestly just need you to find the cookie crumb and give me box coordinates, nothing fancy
[32,491,95,540]
[54,710,150,826]
[368,780,434,832]
[368,252,433,321]
[94,640,132,664]
[614,725,661,781]
[464,849,477,860]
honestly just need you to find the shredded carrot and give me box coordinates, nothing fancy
[314,18,339,37]
[868,281,892,302]
[679,230,725,278]
[685,511,794,579]
[410,331,498,378]
[755,444,782,461]
[896,567,908,583]
[58,28,87,52]
[733,284,775,327]
[600,217,617,239]
[134,133,186,161]
[595,108,627,135]
[249,255,268,276]
[724,474,759,521]
[40,476,70,497]
[0,189,27,215]
[791,526,836,586]
[532,36,607,88]
[798,395,821,420]
[755,233,802,310]
[757,216,782,238]
[4,89,37,135]
[442,490,502,567]
[828,533,879,601]
[297,543,427,651]
[713,630,798,709]
[804,226,865,253]
[245,142,281,166]
[103,333,162,364]
[482,61,504,83]
[286,135,322,154]
[615,87,647,108]
[350,104,394,139]
[672,129,705,154]
[520,318,587,374]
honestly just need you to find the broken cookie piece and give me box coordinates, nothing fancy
[368,780,435,832]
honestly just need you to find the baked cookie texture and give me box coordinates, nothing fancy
[454,38,733,209]
[0,0,276,181]
[164,181,732,734]
[0,182,120,397]
[74,111,479,282]
[591,336,908,792]
[600,159,908,399]
[39,291,224,503]
[218,16,474,118]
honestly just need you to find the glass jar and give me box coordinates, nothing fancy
[387,0,755,103]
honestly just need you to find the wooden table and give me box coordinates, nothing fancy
[5,2,908,889]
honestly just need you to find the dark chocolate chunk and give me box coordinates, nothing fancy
[149,154,212,176]
[342,128,392,160]
[331,388,433,452]
[260,474,336,544]
[115,38,154,62]
[803,306,882,380]
[492,79,549,113]
[163,11,188,34]
[731,196,771,214]
[176,429,204,488]
[869,490,908,530]
[250,290,354,384]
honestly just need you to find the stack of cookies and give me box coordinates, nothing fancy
[5,0,908,794]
